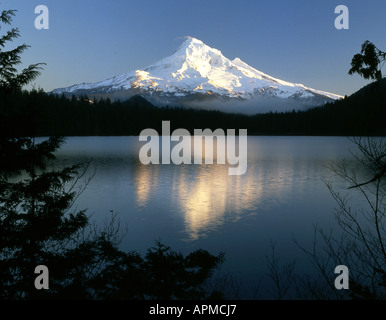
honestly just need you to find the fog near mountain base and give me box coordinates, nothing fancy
[145,94,314,115]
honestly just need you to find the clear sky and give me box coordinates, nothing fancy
[4,0,386,96]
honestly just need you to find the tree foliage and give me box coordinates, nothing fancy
[0,10,45,92]
[349,40,386,81]
[0,8,223,300]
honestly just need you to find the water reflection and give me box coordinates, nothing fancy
[135,165,160,207]
[133,158,294,240]
[54,136,353,245]
[178,165,237,240]
[47,136,365,297]
[133,135,260,239]
[131,135,353,240]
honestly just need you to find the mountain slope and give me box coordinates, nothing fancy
[52,37,343,113]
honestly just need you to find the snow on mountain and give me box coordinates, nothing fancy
[52,37,343,113]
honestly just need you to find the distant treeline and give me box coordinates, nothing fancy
[0,81,385,137]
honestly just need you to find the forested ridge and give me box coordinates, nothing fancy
[1,78,385,137]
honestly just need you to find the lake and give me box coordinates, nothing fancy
[51,136,361,298]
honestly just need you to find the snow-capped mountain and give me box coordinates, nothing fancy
[52,37,343,113]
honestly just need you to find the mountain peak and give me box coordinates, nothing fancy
[174,37,222,58]
[52,38,343,114]
[181,37,204,46]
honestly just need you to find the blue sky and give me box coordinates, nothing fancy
[4,0,386,96]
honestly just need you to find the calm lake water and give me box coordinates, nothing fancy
[51,136,362,297]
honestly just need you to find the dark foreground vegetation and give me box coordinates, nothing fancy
[0,8,225,300]
[0,133,226,300]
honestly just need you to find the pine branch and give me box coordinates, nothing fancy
[13,63,46,88]
[0,10,16,25]
[0,28,20,47]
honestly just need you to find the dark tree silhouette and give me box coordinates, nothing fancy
[349,40,386,81]
[262,44,386,300]
[0,10,45,92]
[347,40,386,189]
[0,9,118,299]
[290,41,386,299]
[0,8,224,300]
[289,41,386,299]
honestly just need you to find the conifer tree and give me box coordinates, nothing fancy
[0,8,117,299]
[349,40,386,81]
[0,8,223,299]
[0,10,45,93]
